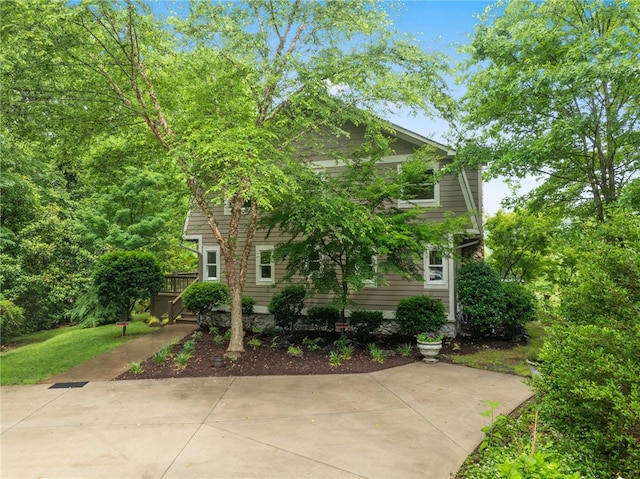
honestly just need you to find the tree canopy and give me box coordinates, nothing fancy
[458,0,640,223]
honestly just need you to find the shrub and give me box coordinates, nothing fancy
[305,305,340,331]
[241,296,255,315]
[395,295,447,337]
[182,282,229,315]
[349,310,384,339]
[0,298,25,342]
[536,324,640,476]
[500,282,535,339]
[68,286,120,327]
[93,251,164,323]
[268,285,306,332]
[456,262,504,336]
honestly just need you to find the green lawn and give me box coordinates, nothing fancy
[0,320,154,385]
[443,322,547,377]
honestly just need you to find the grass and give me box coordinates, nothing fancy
[444,322,547,377]
[0,320,154,385]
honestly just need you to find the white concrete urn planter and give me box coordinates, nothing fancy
[416,335,443,363]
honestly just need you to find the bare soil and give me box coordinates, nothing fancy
[116,328,524,380]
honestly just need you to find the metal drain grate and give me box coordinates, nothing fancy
[48,381,89,389]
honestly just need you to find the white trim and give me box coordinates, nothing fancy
[423,247,448,289]
[458,169,481,232]
[398,163,440,208]
[388,122,456,156]
[203,246,220,281]
[312,154,413,170]
[256,246,275,284]
[182,234,203,254]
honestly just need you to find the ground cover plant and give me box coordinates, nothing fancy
[0,319,153,385]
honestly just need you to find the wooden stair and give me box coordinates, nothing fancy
[175,310,198,323]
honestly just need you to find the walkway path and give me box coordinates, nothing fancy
[2,323,533,479]
[44,323,198,383]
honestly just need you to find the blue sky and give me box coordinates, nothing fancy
[153,0,523,215]
[381,1,531,217]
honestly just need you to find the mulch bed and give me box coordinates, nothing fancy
[115,328,524,380]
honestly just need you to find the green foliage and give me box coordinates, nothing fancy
[368,344,386,364]
[459,0,640,223]
[68,286,120,327]
[175,351,191,368]
[128,361,143,375]
[302,336,322,351]
[213,334,225,346]
[241,296,255,315]
[498,452,581,479]
[0,321,153,385]
[501,283,535,339]
[486,209,556,282]
[395,295,447,337]
[182,282,229,315]
[536,324,640,476]
[247,337,262,348]
[305,305,340,331]
[456,262,505,336]
[0,298,25,342]
[268,285,306,333]
[265,158,469,318]
[152,346,171,366]
[93,251,164,323]
[328,351,342,367]
[396,343,413,357]
[286,345,303,358]
[349,310,384,339]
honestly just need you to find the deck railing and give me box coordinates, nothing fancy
[162,272,198,294]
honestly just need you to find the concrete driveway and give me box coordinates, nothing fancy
[1,363,532,479]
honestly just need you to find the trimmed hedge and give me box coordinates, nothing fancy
[182,282,229,314]
[395,295,446,337]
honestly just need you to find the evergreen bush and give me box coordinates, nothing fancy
[182,282,229,314]
[268,285,306,332]
[395,295,446,337]
[500,282,535,339]
[456,262,505,336]
[241,296,256,315]
[305,305,340,331]
[349,310,384,339]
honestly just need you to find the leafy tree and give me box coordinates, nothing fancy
[92,251,164,323]
[485,209,555,283]
[14,0,452,355]
[264,156,467,318]
[458,0,640,223]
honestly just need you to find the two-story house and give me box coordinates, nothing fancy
[178,120,482,336]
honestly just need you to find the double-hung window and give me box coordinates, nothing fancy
[424,247,446,287]
[256,246,275,284]
[399,163,440,208]
[204,247,220,281]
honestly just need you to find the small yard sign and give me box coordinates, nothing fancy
[116,322,130,336]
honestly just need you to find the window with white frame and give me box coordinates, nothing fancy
[204,247,220,281]
[424,247,446,287]
[223,196,252,215]
[306,249,322,275]
[256,246,274,283]
[398,163,440,207]
[362,253,378,286]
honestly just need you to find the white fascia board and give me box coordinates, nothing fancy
[388,122,456,157]
[458,169,482,233]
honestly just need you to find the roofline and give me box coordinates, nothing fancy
[388,121,456,157]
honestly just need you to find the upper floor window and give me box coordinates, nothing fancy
[223,196,252,215]
[256,246,274,284]
[361,253,378,286]
[398,163,440,208]
[424,247,446,287]
[204,247,220,281]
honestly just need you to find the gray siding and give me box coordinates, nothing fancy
[183,121,481,325]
